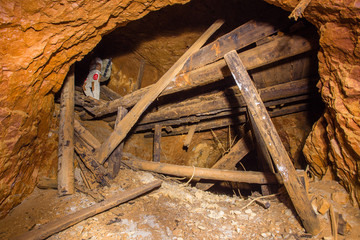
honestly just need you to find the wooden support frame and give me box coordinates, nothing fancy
[13,180,162,240]
[224,50,320,235]
[58,65,75,196]
[153,124,162,162]
[97,20,224,165]
[183,125,197,149]
[86,33,315,117]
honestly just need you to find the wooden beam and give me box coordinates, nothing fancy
[138,78,314,125]
[289,0,312,21]
[12,180,162,240]
[153,124,162,162]
[142,102,309,137]
[100,86,122,100]
[74,119,101,150]
[134,59,145,91]
[196,131,253,190]
[107,107,128,179]
[86,33,315,117]
[97,20,224,165]
[224,50,320,235]
[182,20,279,72]
[122,158,282,185]
[58,65,75,196]
[183,125,197,149]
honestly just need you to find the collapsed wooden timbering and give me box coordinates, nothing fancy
[57,19,321,235]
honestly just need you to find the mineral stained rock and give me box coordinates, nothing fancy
[265,0,360,206]
[0,0,189,218]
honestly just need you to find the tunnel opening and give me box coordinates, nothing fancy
[3,0,360,239]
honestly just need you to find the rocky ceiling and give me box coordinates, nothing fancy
[0,0,359,218]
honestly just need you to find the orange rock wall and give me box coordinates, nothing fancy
[265,0,360,206]
[0,0,189,218]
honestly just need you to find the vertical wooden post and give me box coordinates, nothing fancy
[153,124,162,162]
[224,50,320,235]
[58,65,75,196]
[108,107,128,179]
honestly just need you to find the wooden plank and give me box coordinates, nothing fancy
[74,119,101,150]
[141,102,310,137]
[134,59,145,91]
[153,124,162,162]
[87,34,315,117]
[182,20,278,72]
[196,131,253,191]
[58,65,75,196]
[122,158,282,184]
[183,125,197,149]
[100,86,122,100]
[138,78,314,125]
[12,180,162,240]
[107,107,128,179]
[224,50,320,235]
[97,20,224,165]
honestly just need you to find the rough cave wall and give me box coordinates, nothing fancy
[0,0,359,218]
[264,0,360,206]
[0,0,190,218]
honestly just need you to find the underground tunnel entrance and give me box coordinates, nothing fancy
[7,0,360,239]
[73,0,323,192]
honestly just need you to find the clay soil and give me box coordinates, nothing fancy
[0,167,359,240]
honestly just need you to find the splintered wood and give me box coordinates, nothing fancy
[224,50,320,235]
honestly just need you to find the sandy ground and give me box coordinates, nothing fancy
[0,167,359,240]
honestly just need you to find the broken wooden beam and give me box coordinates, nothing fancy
[142,102,310,137]
[74,119,101,150]
[107,107,128,179]
[74,136,109,186]
[58,65,75,196]
[196,131,253,191]
[183,125,197,149]
[100,85,122,101]
[12,180,162,240]
[97,20,224,165]
[153,124,162,162]
[138,78,314,126]
[86,33,315,117]
[182,20,279,72]
[224,50,320,235]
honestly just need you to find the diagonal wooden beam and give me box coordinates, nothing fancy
[97,20,225,165]
[224,50,320,235]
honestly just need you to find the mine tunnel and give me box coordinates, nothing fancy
[1,0,360,239]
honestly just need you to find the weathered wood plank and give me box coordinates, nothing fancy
[182,20,278,72]
[74,119,101,150]
[12,180,162,240]
[58,65,75,196]
[87,33,315,117]
[97,20,224,165]
[183,125,197,149]
[224,50,320,235]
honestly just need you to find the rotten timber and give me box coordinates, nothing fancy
[224,50,320,235]
[86,33,315,118]
[58,65,75,196]
[153,124,162,162]
[12,180,162,240]
[97,20,225,165]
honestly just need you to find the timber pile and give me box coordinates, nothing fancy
[49,19,322,237]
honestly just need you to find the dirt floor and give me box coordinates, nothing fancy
[0,166,359,240]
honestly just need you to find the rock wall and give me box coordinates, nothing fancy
[265,0,360,206]
[0,0,190,218]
